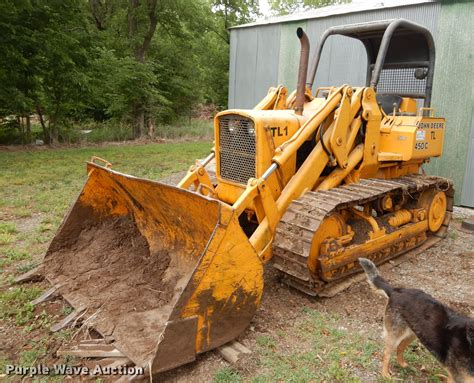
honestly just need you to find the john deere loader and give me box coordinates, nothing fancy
[38,19,453,374]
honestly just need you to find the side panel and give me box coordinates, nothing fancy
[379,117,445,161]
[232,27,258,109]
[229,25,281,109]
[461,113,474,207]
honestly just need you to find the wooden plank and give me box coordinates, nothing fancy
[31,287,57,306]
[230,341,251,355]
[80,339,106,345]
[50,307,87,332]
[14,266,43,284]
[57,343,124,358]
[218,341,251,364]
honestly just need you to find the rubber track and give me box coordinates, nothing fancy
[272,175,454,296]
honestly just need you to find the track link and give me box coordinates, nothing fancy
[272,175,454,296]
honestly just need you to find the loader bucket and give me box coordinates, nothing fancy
[43,162,264,373]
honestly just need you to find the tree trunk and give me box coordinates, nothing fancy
[133,103,145,138]
[26,115,31,144]
[147,115,156,138]
[128,0,158,139]
[17,116,24,145]
[36,106,51,145]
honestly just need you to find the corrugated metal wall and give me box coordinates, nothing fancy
[228,24,281,109]
[228,1,474,206]
[424,1,473,207]
[462,114,474,206]
[229,2,440,108]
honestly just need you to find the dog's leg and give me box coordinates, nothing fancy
[382,329,397,378]
[382,339,395,378]
[396,334,415,368]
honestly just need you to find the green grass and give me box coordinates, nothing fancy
[0,286,42,325]
[73,118,213,143]
[0,223,18,245]
[213,367,243,383]
[19,339,47,366]
[15,262,38,274]
[0,141,211,224]
[0,248,31,270]
[249,309,445,383]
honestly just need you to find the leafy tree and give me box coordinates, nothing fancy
[0,0,93,144]
[0,0,261,144]
[210,0,260,43]
[269,0,350,16]
[200,1,260,107]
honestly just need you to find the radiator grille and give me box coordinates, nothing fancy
[218,115,256,184]
[377,67,427,96]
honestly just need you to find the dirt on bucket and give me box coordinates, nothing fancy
[43,211,182,366]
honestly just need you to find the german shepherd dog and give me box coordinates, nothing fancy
[358,258,474,382]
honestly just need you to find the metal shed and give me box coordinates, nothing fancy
[228,0,474,207]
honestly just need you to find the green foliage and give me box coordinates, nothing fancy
[0,222,18,245]
[213,367,243,383]
[0,286,42,325]
[0,248,31,270]
[251,309,444,382]
[0,0,93,144]
[0,0,259,143]
[269,0,351,15]
[19,339,47,366]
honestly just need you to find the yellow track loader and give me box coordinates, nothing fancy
[39,19,452,374]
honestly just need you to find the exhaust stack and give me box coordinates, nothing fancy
[295,27,310,115]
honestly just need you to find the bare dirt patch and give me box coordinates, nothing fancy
[43,213,178,367]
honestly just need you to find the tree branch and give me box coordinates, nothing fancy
[136,0,158,62]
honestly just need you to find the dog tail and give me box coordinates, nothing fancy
[358,258,393,297]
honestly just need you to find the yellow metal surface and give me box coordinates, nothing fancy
[214,109,302,205]
[419,190,447,232]
[379,116,445,161]
[399,97,417,114]
[178,161,216,196]
[330,87,356,168]
[273,87,343,167]
[357,88,382,178]
[317,144,364,191]
[307,213,345,274]
[388,209,412,227]
[318,220,428,281]
[254,86,288,111]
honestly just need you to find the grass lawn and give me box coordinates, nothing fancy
[0,141,211,378]
[0,141,448,382]
[212,308,445,383]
